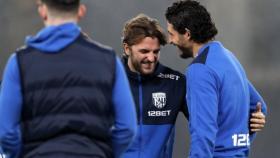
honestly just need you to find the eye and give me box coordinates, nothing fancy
[168,31,173,36]
[153,50,160,54]
[139,49,150,54]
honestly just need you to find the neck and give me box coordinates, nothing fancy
[45,17,77,26]
[192,40,212,57]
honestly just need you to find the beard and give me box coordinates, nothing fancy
[138,60,156,75]
[177,45,193,59]
[130,56,156,75]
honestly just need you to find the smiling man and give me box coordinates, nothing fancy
[165,0,267,157]
[121,14,188,158]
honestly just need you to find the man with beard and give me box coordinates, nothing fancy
[121,13,266,158]
[165,0,267,157]
[0,0,137,157]
[121,14,188,158]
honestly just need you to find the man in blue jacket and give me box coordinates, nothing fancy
[0,0,137,158]
[121,14,266,158]
[165,0,267,157]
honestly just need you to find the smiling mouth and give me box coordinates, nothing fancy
[142,62,154,68]
[142,63,152,66]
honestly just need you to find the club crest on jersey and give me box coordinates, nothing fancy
[152,92,166,109]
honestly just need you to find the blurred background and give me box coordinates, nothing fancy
[0,0,279,157]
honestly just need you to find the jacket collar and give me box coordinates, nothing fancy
[122,56,165,81]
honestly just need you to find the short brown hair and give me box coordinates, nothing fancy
[122,14,167,46]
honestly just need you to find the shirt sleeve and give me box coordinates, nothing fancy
[0,53,22,158]
[180,98,189,120]
[162,127,175,158]
[247,80,267,115]
[179,75,189,120]
[186,64,219,157]
[111,57,137,158]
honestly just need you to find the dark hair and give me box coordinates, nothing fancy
[41,0,80,14]
[165,0,218,43]
[122,14,167,46]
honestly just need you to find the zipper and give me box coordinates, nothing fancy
[138,74,143,158]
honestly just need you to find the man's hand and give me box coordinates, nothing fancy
[250,102,266,132]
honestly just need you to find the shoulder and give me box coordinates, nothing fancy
[77,33,115,55]
[187,63,220,91]
[15,45,34,56]
[190,46,210,66]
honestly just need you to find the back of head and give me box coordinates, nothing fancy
[122,14,167,46]
[165,0,218,43]
[41,0,80,16]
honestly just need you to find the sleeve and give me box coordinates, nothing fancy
[179,74,189,120]
[180,98,189,120]
[180,75,189,120]
[162,127,175,158]
[186,64,218,157]
[111,57,137,158]
[0,53,22,158]
[248,80,267,115]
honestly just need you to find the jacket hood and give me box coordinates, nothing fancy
[25,23,81,53]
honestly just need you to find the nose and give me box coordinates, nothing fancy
[146,52,156,63]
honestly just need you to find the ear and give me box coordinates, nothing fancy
[184,29,191,40]
[38,3,48,21]
[78,4,86,20]
[123,43,131,56]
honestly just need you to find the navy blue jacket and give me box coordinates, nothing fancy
[122,57,188,158]
[0,23,137,158]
